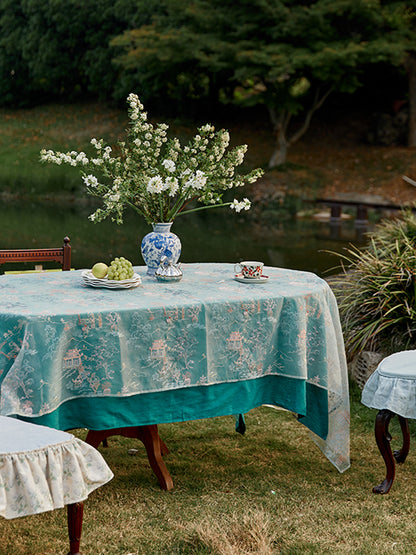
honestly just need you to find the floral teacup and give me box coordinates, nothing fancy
[234,261,264,279]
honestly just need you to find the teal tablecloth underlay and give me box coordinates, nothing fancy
[0,263,350,472]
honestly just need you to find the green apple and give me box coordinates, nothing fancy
[92,262,108,279]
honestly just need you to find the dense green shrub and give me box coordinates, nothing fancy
[0,0,149,107]
[332,209,416,360]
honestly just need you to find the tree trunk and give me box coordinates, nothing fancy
[268,108,290,168]
[267,87,333,169]
[268,137,288,167]
[405,53,416,147]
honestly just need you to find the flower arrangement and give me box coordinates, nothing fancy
[40,93,263,225]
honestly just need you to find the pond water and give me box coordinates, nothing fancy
[0,199,370,277]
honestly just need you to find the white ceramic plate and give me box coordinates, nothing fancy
[81,269,141,289]
[234,273,269,284]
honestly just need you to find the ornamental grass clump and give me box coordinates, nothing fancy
[332,209,416,360]
[40,93,263,225]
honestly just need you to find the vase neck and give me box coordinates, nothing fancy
[152,222,173,233]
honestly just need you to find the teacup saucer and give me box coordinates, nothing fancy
[234,273,269,284]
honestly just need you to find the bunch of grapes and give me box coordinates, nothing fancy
[107,257,134,281]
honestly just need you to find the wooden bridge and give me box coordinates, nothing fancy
[315,197,413,225]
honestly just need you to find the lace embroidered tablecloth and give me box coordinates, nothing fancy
[0,263,350,472]
[0,416,113,519]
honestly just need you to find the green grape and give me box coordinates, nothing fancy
[107,257,135,280]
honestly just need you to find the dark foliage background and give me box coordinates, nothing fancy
[0,0,152,107]
[0,0,413,115]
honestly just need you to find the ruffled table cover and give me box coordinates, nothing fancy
[0,263,350,473]
[0,416,113,519]
[361,350,416,419]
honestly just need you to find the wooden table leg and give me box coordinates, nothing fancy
[85,425,173,491]
[373,409,410,494]
[67,501,83,555]
[134,425,173,490]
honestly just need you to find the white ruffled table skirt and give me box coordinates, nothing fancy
[0,416,113,519]
[361,350,416,419]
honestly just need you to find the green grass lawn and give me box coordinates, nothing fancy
[0,102,131,198]
[1,383,416,554]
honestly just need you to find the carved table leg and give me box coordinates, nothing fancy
[85,425,173,490]
[85,429,116,449]
[373,409,410,494]
[134,425,174,491]
[67,501,83,555]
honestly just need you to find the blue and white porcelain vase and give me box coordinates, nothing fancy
[141,222,181,276]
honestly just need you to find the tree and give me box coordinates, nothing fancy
[0,0,148,106]
[0,0,30,105]
[111,0,416,167]
[405,52,416,146]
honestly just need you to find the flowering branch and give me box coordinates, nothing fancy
[176,198,251,217]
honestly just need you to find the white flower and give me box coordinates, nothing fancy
[235,145,247,165]
[200,124,214,133]
[82,174,99,188]
[107,193,120,203]
[242,197,251,210]
[185,170,207,190]
[221,132,230,146]
[165,177,179,196]
[76,152,88,164]
[91,138,102,149]
[127,93,143,110]
[230,198,251,212]
[103,146,112,160]
[147,175,164,194]
[193,170,207,189]
[162,159,176,173]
